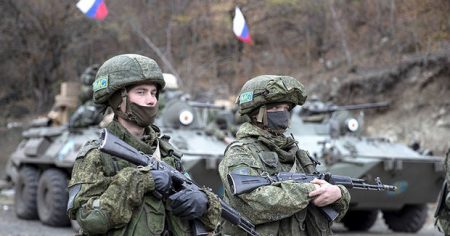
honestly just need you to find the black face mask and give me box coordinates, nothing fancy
[266,110,290,134]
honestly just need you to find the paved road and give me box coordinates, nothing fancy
[0,189,443,236]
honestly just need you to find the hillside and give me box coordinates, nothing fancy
[0,0,449,154]
[306,51,450,155]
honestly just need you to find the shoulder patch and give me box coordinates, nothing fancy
[93,75,108,92]
[239,91,254,104]
[76,139,100,159]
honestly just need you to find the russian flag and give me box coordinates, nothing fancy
[76,0,108,21]
[233,7,253,45]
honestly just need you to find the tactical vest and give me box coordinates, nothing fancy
[225,138,317,175]
[71,136,191,236]
[223,138,332,236]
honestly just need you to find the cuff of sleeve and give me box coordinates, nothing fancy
[301,182,317,195]
[331,185,351,221]
[137,166,155,192]
[199,188,222,231]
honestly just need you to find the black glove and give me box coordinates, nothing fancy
[168,189,208,220]
[150,170,172,196]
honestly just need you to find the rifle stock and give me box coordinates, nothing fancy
[100,129,260,236]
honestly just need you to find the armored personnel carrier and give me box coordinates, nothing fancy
[5,68,232,227]
[4,66,105,228]
[288,100,444,232]
[5,119,100,227]
[6,99,229,226]
[155,98,230,196]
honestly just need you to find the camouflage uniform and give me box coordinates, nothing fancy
[205,111,238,143]
[67,54,221,235]
[218,75,350,236]
[435,149,450,235]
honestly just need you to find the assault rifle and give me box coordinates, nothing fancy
[228,172,397,221]
[100,129,259,236]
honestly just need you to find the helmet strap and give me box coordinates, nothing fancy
[121,89,129,114]
[109,89,131,121]
[256,105,268,126]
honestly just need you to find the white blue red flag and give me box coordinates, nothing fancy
[76,0,108,21]
[233,6,253,45]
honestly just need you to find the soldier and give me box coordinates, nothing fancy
[205,110,237,144]
[435,148,450,235]
[67,54,221,235]
[218,75,350,235]
[68,64,105,129]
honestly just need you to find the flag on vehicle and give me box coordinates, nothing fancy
[76,0,108,21]
[233,6,253,45]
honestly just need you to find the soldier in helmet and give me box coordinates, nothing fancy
[218,75,350,235]
[68,64,105,129]
[67,54,221,235]
[205,110,238,144]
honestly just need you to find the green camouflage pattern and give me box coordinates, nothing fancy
[81,64,100,86]
[69,100,104,128]
[218,122,350,236]
[436,149,450,235]
[236,75,307,115]
[68,120,221,235]
[79,64,99,104]
[93,54,165,104]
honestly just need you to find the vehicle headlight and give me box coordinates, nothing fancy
[179,110,194,125]
[346,118,359,132]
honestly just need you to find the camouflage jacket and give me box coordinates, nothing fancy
[435,149,450,234]
[67,120,221,236]
[218,122,350,236]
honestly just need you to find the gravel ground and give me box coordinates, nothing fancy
[0,188,443,236]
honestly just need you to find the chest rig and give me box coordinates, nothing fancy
[233,138,318,176]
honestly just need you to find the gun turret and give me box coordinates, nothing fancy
[157,99,226,129]
[188,101,225,110]
[301,101,390,116]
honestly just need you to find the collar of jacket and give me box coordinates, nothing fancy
[106,120,158,155]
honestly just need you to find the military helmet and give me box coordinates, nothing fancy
[81,64,100,86]
[237,75,307,115]
[93,54,165,104]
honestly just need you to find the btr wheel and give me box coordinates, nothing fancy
[382,204,428,232]
[15,166,39,220]
[342,209,378,231]
[37,169,70,226]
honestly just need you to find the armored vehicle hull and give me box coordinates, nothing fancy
[155,98,230,196]
[162,128,227,196]
[6,125,100,227]
[288,105,444,232]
